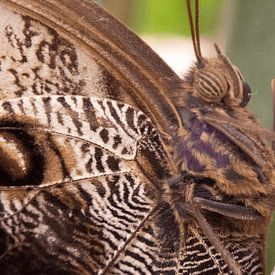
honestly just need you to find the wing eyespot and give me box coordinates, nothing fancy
[0,120,66,187]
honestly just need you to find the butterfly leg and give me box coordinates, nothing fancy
[193,197,261,221]
[190,205,243,275]
[166,173,250,274]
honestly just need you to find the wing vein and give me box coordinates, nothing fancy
[100,205,158,275]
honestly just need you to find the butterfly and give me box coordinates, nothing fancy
[0,0,274,274]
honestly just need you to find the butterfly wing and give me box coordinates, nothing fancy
[0,1,178,273]
[0,0,182,135]
[0,94,169,274]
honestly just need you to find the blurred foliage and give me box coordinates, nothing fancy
[227,0,275,129]
[227,3,275,271]
[132,0,223,35]
[99,0,223,35]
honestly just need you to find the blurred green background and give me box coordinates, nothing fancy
[96,0,275,273]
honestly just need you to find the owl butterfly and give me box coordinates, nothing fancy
[0,0,274,274]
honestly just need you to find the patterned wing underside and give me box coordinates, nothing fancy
[0,95,162,274]
[0,4,264,275]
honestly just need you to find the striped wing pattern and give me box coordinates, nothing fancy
[0,95,161,274]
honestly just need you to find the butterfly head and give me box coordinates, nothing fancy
[192,43,251,107]
[186,0,251,107]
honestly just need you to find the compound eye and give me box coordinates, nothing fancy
[240,82,252,107]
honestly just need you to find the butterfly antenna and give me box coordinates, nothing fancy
[195,0,202,59]
[186,0,202,63]
[272,79,275,151]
